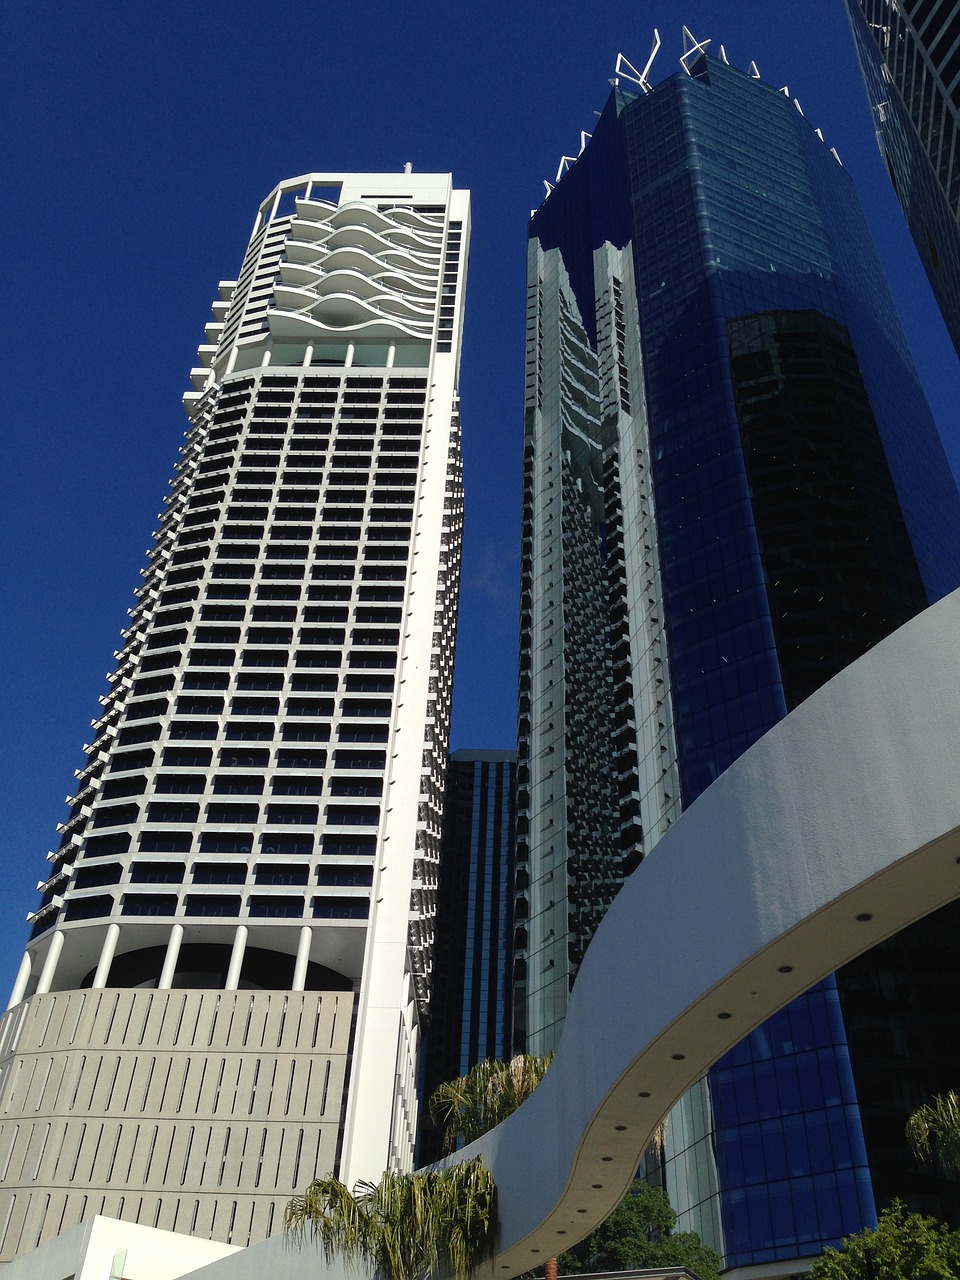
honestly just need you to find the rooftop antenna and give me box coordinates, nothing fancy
[680,26,711,75]
[612,30,661,94]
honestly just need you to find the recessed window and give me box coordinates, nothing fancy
[271,776,323,796]
[265,804,318,825]
[139,831,192,853]
[276,749,326,769]
[153,774,206,794]
[122,894,177,917]
[255,865,309,886]
[329,778,383,797]
[199,833,253,854]
[249,896,304,918]
[207,803,260,824]
[184,895,240,917]
[213,774,264,795]
[129,862,185,884]
[193,864,247,885]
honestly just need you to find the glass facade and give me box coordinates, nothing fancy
[846,0,960,356]
[419,750,516,1163]
[519,52,960,1271]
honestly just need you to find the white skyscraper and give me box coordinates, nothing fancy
[0,171,468,1262]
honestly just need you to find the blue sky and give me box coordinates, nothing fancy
[2,0,959,993]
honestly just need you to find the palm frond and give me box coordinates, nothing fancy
[906,1090,960,1179]
[285,1157,496,1280]
[429,1053,554,1153]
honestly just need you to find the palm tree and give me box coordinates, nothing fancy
[428,1052,554,1154]
[284,1156,497,1280]
[906,1090,960,1179]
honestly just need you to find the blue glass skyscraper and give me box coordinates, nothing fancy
[517,43,960,1274]
[419,750,516,1163]
[846,0,960,357]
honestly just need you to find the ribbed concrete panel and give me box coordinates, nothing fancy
[0,989,354,1260]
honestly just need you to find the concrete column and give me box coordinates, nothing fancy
[225,925,248,991]
[345,342,355,368]
[7,952,32,1010]
[92,923,121,990]
[158,924,183,991]
[292,926,313,992]
[35,931,65,996]
[386,343,396,369]
[225,348,238,376]
[261,344,273,368]
[302,342,314,368]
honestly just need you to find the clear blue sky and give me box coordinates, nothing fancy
[3,0,959,994]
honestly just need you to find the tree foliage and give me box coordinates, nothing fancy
[557,1181,720,1280]
[284,1157,497,1280]
[428,1052,554,1153]
[906,1090,960,1181]
[809,1200,960,1280]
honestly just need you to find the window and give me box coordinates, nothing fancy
[219,748,270,768]
[193,864,246,885]
[93,803,140,828]
[241,650,289,667]
[312,898,369,919]
[287,697,334,717]
[235,673,284,691]
[199,833,254,854]
[231,697,280,716]
[188,649,236,667]
[109,749,155,773]
[129,862,185,884]
[249,896,304,918]
[207,803,260,824]
[259,834,313,855]
[329,778,382,797]
[181,673,230,690]
[321,835,376,856]
[333,750,385,770]
[224,722,275,741]
[264,804,318,825]
[271,776,323,795]
[74,864,123,889]
[163,746,213,767]
[100,775,147,800]
[315,866,374,887]
[184,895,241,917]
[337,725,388,742]
[276,749,326,768]
[122,894,177,917]
[147,802,200,823]
[213,774,264,795]
[325,805,379,825]
[175,696,224,716]
[168,721,218,740]
[254,865,308,886]
[153,775,206,794]
[139,831,192,853]
[281,722,330,742]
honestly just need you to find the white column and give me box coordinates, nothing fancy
[35,931,65,996]
[92,923,121,990]
[292,926,313,992]
[260,344,273,368]
[345,342,355,367]
[225,348,239,376]
[225,925,248,991]
[7,953,32,1010]
[302,342,314,368]
[386,343,396,369]
[158,924,183,991]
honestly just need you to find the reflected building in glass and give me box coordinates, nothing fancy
[517,39,960,1276]
[418,749,516,1164]
[846,0,960,356]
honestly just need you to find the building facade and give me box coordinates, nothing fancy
[846,0,960,355]
[0,171,468,1261]
[518,44,960,1275]
[418,749,516,1164]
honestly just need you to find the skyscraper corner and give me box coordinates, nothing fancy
[0,171,469,1261]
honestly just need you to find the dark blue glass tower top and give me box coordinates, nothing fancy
[523,51,960,1269]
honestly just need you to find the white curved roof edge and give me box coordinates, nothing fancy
[187,588,960,1280]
